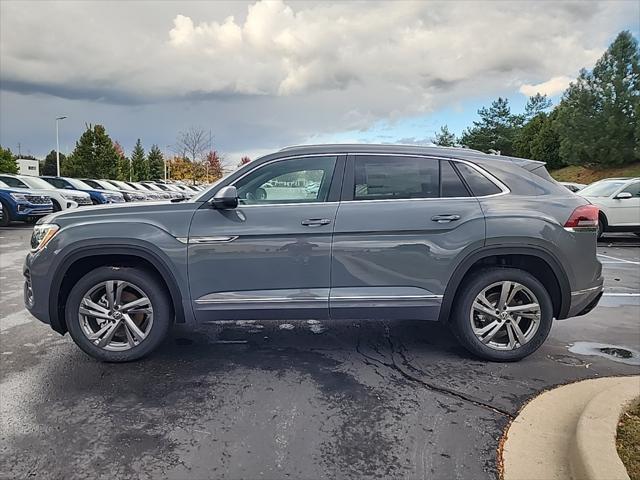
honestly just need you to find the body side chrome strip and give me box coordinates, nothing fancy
[195,294,443,304]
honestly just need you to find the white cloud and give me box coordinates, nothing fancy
[519,76,574,97]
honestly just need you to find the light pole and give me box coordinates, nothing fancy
[55,116,67,176]
[165,144,172,181]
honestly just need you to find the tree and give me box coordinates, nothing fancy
[0,146,18,174]
[238,156,251,167]
[167,156,193,181]
[514,111,563,169]
[176,127,209,184]
[42,150,65,176]
[113,141,129,181]
[130,139,148,181]
[433,125,457,147]
[524,93,552,120]
[459,98,523,155]
[204,150,224,182]
[147,144,164,180]
[555,31,639,166]
[64,124,120,178]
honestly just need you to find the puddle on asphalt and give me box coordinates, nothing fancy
[568,342,640,366]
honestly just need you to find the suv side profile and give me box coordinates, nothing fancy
[24,145,603,362]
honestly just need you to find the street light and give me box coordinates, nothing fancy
[55,116,67,176]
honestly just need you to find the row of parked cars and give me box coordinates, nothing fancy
[0,174,205,226]
[560,178,640,238]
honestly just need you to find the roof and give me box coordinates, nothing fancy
[268,143,545,171]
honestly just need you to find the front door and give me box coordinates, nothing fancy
[188,155,343,322]
[330,155,487,321]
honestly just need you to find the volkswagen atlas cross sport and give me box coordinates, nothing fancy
[24,144,603,362]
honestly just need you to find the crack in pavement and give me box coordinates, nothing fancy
[355,330,514,419]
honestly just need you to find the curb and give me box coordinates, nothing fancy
[570,376,640,480]
[501,376,639,480]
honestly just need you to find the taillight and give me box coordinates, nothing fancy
[564,205,599,229]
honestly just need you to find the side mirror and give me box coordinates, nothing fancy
[211,186,238,209]
[615,192,633,200]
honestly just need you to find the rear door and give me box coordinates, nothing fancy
[188,155,345,322]
[330,155,487,320]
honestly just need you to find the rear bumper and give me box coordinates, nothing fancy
[566,281,604,318]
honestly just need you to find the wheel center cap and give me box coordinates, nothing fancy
[500,311,510,320]
[112,311,123,320]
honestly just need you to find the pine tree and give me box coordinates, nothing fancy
[130,139,148,181]
[65,124,120,178]
[147,144,164,180]
[0,146,18,174]
[524,94,552,120]
[459,98,523,155]
[433,125,457,147]
[42,150,65,176]
[556,31,639,166]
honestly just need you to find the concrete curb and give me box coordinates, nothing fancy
[501,376,640,480]
[570,376,640,480]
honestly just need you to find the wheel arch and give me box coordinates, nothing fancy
[439,246,571,323]
[49,245,186,334]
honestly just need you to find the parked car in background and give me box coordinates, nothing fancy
[578,177,640,238]
[560,181,586,193]
[143,182,185,200]
[80,179,144,202]
[122,181,163,201]
[41,176,125,205]
[103,180,153,201]
[0,174,90,211]
[0,179,53,226]
[24,144,603,363]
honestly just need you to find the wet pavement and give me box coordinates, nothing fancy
[1,226,638,479]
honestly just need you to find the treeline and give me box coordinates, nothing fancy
[434,30,639,170]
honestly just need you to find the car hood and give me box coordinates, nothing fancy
[1,187,57,198]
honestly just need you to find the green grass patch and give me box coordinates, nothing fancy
[617,400,640,480]
[550,163,640,184]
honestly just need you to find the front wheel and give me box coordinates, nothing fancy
[450,268,553,362]
[65,266,172,362]
[0,200,10,227]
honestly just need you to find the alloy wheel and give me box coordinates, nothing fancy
[469,280,541,351]
[78,280,154,351]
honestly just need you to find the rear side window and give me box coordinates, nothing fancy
[440,161,470,197]
[455,163,502,196]
[354,156,438,200]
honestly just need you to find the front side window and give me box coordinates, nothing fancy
[235,156,337,205]
[621,182,640,197]
[354,156,438,200]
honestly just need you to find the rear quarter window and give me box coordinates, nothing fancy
[454,163,502,196]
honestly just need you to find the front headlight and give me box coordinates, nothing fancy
[30,224,60,252]
[10,192,28,201]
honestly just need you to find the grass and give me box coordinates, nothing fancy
[550,163,640,184]
[617,400,640,480]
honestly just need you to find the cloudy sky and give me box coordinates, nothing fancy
[1,0,638,164]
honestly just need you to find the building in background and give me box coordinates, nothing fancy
[17,158,39,176]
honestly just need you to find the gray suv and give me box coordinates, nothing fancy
[24,144,603,362]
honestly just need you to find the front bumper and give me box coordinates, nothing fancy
[567,281,604,318]
[13,203,53,219]
[23,252,52,327]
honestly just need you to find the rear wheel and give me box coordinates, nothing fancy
[52,199,62,212]
[597,214,607,240]
[65,266,172,362]
[450,268,553,362]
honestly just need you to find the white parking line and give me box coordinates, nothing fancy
[603,293,640,297]
[597,254,640,265]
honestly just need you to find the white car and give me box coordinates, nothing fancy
[578,177,640,238]
[560,181,586,193]
[0,174,91,211]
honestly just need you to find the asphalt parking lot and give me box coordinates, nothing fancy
[1,226,638,480]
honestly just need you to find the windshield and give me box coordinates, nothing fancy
[66,178,93,190]
[109,180,136,191]
[0,180,8,188]
[579,180,627,197]
[19,176,57,190]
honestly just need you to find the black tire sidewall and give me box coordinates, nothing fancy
[0,200,10,226]
[451,268,554,362]
[66,266,172,362]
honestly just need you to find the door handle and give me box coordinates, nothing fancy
[301,218,331,227]
[431,214,461,223]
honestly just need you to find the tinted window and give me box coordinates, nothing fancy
[235,156,336,204]
[622,182,640,197]
[354,156,438,200]
[455,163,502,196]
[45,178,67,189]
[0,176,28,188]
[440,161,469,197]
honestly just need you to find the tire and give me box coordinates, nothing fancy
[65,266,172,362]
[450,267,553,362]
[597,215,606,240]
[52,199,61,212]
[0,200,10,227]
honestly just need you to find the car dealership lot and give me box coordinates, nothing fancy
[1,226,638,479]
